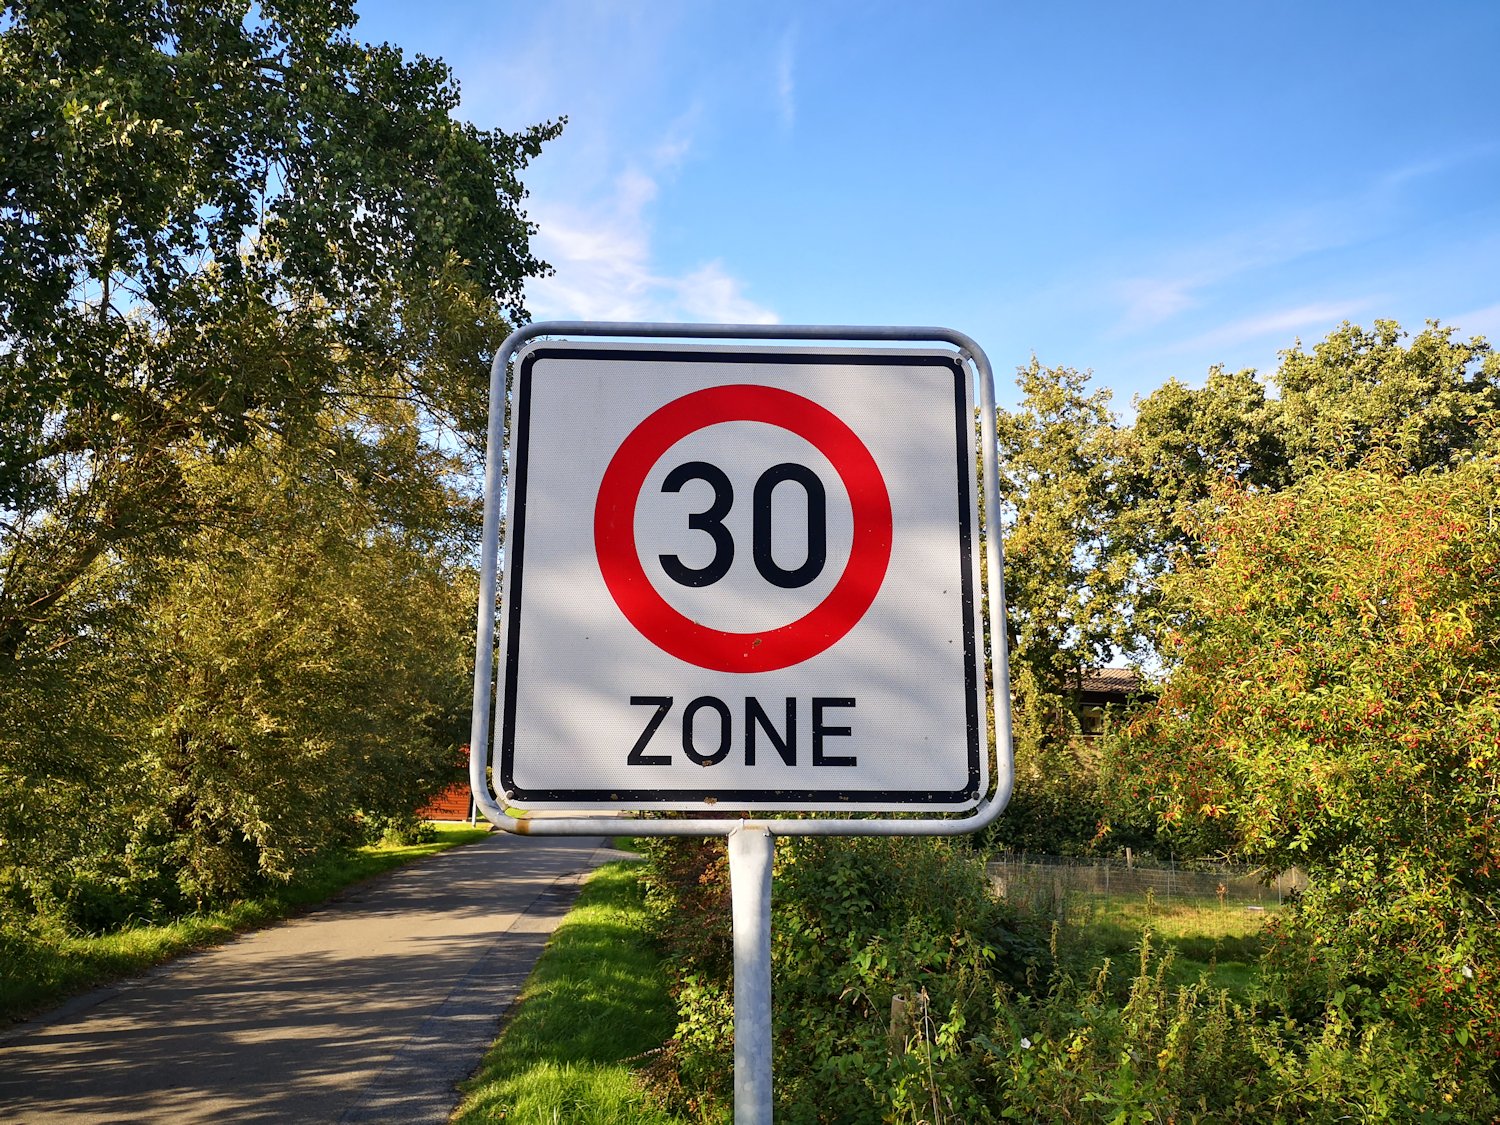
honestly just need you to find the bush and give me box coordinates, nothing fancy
[640,834,1048,1123]
[770,836,1048,1124]
[978,935,1499,1124]
[56,870,183,937]
[640,830,1500,1122]
[1126,462,1500,1090]
[375,813,439,847]
[634,833,735,1120]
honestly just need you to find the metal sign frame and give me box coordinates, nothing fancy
[498,340,985,812]
[468,321,1014,838]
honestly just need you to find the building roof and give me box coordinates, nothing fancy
[1078,667,1142,695]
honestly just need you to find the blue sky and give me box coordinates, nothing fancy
[354,0,1500,411]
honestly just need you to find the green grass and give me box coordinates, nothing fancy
[1058,893,1275,997]
[994,868,1278,996]
[445,861,1276,1122]
[452,861,685,1125]
[0,822,490,1025]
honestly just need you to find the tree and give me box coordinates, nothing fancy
[8,386,484,926]
[0,0,556,665]
[997,359,1143,691]
[1277,319,1498,478]
[0,0,556,924]
[1124,460,1500,1069]
[1124,321,1497,576]
[1125,364,1286,566]
[987,360,1147,854]
[138,429,477,902]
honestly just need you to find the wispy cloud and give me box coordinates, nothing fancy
[677,262,778,323]
[774,25,797,130]
[1374,143,1499,194]
[1171,299,1374,355]
[1114,277,1198,330]
[405,0,778,325]
[1107,211,1361,336]
[1450,300,1500,342]
[528,162,777,324]
[1105,147,1497,340]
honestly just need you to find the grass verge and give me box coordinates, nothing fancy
[1,821,490,1026]
[451,860,683,1125]
[1061,893,1274,996]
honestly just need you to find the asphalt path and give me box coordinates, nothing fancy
[0,832,620,1123]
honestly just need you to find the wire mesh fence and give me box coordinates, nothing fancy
[987,853,1306,910]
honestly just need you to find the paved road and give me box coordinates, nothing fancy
[0,832,619,1123]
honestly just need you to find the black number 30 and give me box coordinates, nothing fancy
[659,461,827,589]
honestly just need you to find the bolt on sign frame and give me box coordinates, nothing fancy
[467,322,1015,1124]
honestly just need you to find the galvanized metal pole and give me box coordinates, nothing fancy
[729,823,775,1124]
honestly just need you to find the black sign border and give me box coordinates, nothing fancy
[499,345,983,809]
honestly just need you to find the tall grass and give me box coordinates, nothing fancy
[1,822,490,1024]
[996,869,1276,997]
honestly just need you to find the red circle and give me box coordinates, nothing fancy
[594,384,893,672]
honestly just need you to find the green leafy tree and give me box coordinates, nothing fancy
[1277,319,1499,478]
[1126,364,1287,564]
[1124,321,1497,572]
[0,0,555,923]
[1126,460,1500,1077]
[138,431,477,902]
[10,405,481,924]
[0,0,554,663]
[987,360,1147,854]
[998,360,1142,689]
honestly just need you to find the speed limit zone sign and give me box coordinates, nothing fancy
[496,342,986,811]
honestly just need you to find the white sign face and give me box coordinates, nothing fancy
[496,342,986,811]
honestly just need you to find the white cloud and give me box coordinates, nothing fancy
[1375,143,1498,195]
[1105,149,1495,340]
[1113,277,1198,330]
[676,262,779,324]
[1171,300,1373,355]
[1450,300,1500,342]
[774,25,797,130]
[528,165,777,325]
[408,1,777,326]
[645,102,703,177]
[1107,211,1359,337]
